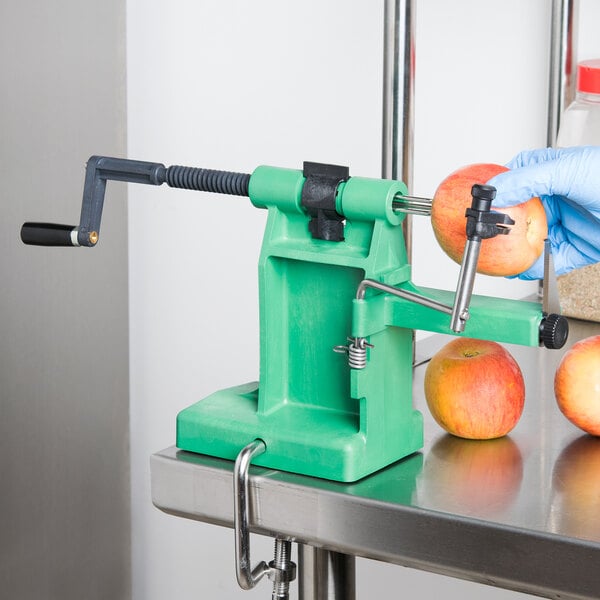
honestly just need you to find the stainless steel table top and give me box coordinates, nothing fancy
[151,318,600,599]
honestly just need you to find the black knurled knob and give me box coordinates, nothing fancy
[470,184,497,212]
[539,313,569,349]
[471,184,497,201]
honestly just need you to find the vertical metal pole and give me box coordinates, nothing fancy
[541,0,579,521]
[547,0,579,146]
[382,0,416,258]
[541,0,578,301]
[298,545,356,600]
[298,7,417,597]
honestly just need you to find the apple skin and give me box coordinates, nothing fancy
[424,337,525,440]
[431,163,548,276]
[554,335,600,436]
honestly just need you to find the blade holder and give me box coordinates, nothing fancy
[450,184,514,332]
[465,185,514,240]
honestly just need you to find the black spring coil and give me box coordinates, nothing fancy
[166,165,251,197]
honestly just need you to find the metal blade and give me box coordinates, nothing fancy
[542,239,562,315]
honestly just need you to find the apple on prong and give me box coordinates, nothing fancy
[431,163,547,277]
[424,337,525,440]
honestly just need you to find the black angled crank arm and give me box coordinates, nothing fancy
[21,155,251,247]
[22,156,166,247]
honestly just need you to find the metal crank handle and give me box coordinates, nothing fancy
[21,155,251,247]
[20,222,84,247]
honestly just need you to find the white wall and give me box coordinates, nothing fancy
[127,1,600,599]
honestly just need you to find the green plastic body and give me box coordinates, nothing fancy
[177,165,546,482]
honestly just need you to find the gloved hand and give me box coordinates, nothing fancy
[487,146,600,279]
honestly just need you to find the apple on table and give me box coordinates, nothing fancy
[424,337,525,440]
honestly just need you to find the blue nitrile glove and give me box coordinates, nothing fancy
[487,146,600,279]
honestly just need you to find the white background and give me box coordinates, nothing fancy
[127,1,600,598]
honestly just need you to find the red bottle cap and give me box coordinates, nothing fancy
[577,59,600,94]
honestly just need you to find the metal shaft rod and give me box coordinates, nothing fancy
[450,238,480,332]
[298,545,356,600]
[356,278,452,315]
[382,0,416,257]
[392,193,432,216]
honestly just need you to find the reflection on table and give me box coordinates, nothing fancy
[418,434,523,519]
[550,434,600,541]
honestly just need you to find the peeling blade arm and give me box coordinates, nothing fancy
[542,239,562,315]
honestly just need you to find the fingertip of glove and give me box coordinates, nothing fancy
[486,172,519,208]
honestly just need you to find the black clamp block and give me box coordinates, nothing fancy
[301,161,350,242]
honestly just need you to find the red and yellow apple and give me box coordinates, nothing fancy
[554,334,600,436]
[424,337,525,439]
[431,163,547,276]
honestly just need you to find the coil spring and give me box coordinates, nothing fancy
[334,337,373,370]
[166,165,251,197]
[348,339,368,370]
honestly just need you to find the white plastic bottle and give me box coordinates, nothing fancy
[556,59,600,146]
[555,58,600,322]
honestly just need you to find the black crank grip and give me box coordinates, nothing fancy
[21,222,79,246]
